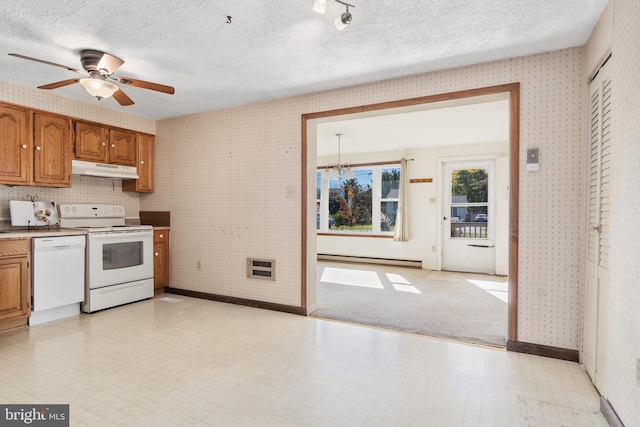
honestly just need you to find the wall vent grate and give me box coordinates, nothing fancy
[247,258,275,280]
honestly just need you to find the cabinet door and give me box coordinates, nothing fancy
[0,103,31,185]
[0,240,30,330]
[153,230,169,288]
[123,133,154,192]
[108,129,136,166]
[74,121,108,162]
[33,113,71,187]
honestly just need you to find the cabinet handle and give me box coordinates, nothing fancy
[155,252,159,257]
[35,146,41,151]
[101,141,106,146]
[21,144,27,149]
[140,160,144,165]
[111,143,116,148]
[159,234,164,238]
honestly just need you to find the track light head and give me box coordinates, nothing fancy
[335,11,352,30]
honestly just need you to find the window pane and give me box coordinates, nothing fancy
[316,172,321,201]
[381,167,400,198]
[450,168,488,203]
[328,168,373,232]
[381,201,397,232]
[450,206,488,238]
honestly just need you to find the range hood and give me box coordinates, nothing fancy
[71,160,138,179]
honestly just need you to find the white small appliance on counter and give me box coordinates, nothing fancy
[9,200,59,227]
[58,204,154,313]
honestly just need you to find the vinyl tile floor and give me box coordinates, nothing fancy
[0,295,607,426]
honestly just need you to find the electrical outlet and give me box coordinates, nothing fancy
[196,260,202,271]
[286,185,296,199]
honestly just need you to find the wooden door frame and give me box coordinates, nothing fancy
[301,83,520,342]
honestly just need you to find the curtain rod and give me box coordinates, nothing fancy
[317,158,413,169]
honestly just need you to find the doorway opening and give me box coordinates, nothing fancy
[301,83,520,344]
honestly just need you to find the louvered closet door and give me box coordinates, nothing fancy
[584,59,611,396]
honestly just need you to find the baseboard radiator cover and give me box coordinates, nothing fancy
[318,254,422,268]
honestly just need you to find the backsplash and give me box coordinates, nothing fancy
[0,176,140,221]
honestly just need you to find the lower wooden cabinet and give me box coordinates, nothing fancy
[153,230,169,288]
[0,239,31,332]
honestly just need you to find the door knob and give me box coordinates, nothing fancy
[591,225,601,232]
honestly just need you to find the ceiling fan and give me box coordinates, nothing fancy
[8,49,175,106]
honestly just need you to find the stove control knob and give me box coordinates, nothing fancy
[71,207,77,212]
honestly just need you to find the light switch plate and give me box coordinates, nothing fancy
[527,148,539,171]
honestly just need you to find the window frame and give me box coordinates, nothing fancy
[316,161,400,237]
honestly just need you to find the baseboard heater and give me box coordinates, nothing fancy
[318,254,422,268]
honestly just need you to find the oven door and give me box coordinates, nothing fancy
[87,230,154,289]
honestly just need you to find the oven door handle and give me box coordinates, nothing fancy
[89,231,153,241]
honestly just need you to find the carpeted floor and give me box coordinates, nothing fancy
[311,261,508,347]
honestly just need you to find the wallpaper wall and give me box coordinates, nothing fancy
[0,82,154,219]
[146,47,587,350]
[586,0,640,425]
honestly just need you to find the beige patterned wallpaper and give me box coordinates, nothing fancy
[145,46,587,351]
[0,82,154,219]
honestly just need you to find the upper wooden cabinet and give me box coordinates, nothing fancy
[74,121,109,162]
[33,113,72,187]
[74,121,136,166]
[0,105,71,188]
[109,129,136,166]
[123,133,154,193]
[0,104,31,185]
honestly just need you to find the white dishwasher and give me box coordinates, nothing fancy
[30,235,86,326]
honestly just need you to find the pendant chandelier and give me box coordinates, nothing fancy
[323,133,355,180]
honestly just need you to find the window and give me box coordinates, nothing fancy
[317,164,400,234]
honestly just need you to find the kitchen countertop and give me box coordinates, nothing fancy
[0,222,87,239]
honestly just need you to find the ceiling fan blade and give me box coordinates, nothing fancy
[37,79,81,90]
[117,77,175,95]
[112,88,135,106]
[8,53,84,74]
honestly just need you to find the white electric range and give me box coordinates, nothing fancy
[58,204,154,313]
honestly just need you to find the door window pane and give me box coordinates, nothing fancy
[450,168,489,239]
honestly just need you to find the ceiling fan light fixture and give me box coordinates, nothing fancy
[313,0,328,14]
[79,78,118,100]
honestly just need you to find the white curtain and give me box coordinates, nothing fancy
[393,158,408,242]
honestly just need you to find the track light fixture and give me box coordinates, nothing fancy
[313,0,355,30]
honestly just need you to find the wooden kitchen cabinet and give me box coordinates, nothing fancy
[0,105,71,187]
[33,113,72,187]
[153,230,169,288]
[0,239,31,333]
[74,121,136,166]
[74,121,109,162]
[122,133,154,193]
[0,103,32,185]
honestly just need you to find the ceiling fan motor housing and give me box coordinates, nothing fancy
[80,49,124,75]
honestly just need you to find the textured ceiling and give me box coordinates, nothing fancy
[0,1,607,120]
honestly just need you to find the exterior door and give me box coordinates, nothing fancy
[442,160,495,273]
[584,59,611,395]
